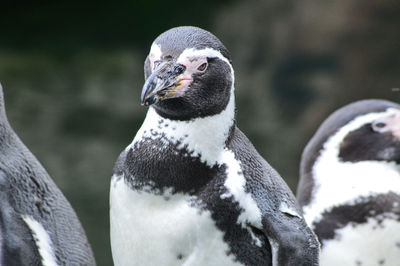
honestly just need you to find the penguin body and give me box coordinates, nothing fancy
[0,85,96,266]
[297,99,400,265]
[110,26,319,266]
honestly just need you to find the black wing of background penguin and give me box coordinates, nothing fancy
[0,84,96,266]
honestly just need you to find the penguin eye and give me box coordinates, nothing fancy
[372,121,387,132]
[197,62,208,72]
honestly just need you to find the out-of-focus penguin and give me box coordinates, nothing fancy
[298,99,400,265]
[0,84,96,266]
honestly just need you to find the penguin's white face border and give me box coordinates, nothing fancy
[148,43,163,70]
[303,107,400,225]
[142,43,234,108]
[148,43,234,78]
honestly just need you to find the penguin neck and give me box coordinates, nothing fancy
[130,91,236,167]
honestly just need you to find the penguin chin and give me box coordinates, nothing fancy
[151,97,199,121]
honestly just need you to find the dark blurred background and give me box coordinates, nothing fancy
[1,0,399,265]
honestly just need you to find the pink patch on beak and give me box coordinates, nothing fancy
[174,55,207,96]
[174,77,193,96]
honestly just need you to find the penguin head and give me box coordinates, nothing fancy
[141,26,234,120]
[303,100,400,168]
[338,106,400,163]
[298,99,400,206]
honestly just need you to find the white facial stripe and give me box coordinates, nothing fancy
[180,57,208,76]
[148,43,162,70]
[22,216,58,266]
[177,48,234,83]
[303,107,400,225]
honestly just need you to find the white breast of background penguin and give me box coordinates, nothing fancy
[110,47,264,266]
[303,108,400,225]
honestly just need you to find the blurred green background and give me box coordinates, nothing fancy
[1,1,399,265]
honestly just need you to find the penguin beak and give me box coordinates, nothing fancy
[141,61,188,106]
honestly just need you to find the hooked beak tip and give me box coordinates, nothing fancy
[141,95,158,107]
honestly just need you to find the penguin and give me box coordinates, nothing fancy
[0,84,96,266]
[297,99,400,265]
[110,26,319,266]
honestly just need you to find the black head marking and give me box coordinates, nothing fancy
[298,99,400,207]
[143,26,234,121]
[339,123,400,163]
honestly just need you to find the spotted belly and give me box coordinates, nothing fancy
[109,175,242,266]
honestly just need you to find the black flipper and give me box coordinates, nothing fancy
[0,171,42,266]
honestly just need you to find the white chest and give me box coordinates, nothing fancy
[320,216,400,266]
[109,175,242,266]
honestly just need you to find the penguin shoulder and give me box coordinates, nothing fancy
[226,127,320,265]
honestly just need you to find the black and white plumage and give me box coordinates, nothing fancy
[110,26,319,266]
[0,85,95,266]
[297,99,400,265]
